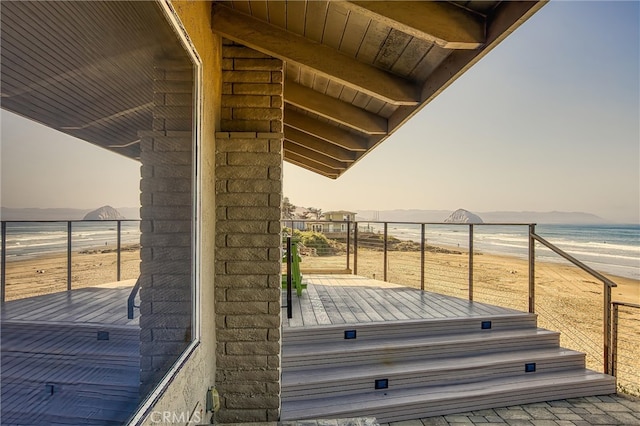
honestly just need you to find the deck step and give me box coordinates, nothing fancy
[282,348,586,401]
[283,328,559,370]
[283,313,538,345]
[1,320,140,425]
[1,320,139,358]
[281,369,616,423]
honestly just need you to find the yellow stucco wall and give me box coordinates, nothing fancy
[139,1,221,424]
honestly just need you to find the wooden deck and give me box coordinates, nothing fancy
[1,279,139,325]
[282,274,522,329]
[1,281,140,425]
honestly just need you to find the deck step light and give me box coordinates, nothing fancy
[45,383,57,395]
[375,379,389,390]
[97,331,110,340]
[344,330,357,339]
[525,363,536,373]
[481,321,492,330]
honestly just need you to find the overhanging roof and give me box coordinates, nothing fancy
[212,0,546,178]
[1,1,547,177]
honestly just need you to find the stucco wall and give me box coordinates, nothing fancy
[139,1,220,424]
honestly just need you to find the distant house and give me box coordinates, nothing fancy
[306,211,356,234]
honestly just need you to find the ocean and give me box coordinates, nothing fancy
[361,223,640,281]
[2,221,639,281]
[2,221,141,261]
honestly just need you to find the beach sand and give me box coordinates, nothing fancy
[4,244,639,394]
[2,245,140,301]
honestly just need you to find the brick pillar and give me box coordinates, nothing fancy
[138,60,194,396]
[215,40,283,423]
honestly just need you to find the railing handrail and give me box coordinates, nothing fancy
[612,301,640,309]
[531,231,618,288]
[284,219,535,227]
[0,219,140,223]
[127,277,141,320]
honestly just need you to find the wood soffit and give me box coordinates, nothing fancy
[0,1,547,178]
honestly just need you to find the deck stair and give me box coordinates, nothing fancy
[281,312,616,423]
[0,320,140,425]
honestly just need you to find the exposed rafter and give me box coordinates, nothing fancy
[211,3,420,105]
[340,1,486,50]
[285,82,387,135]
[283,141,349,171]
[283,150,340,179]
[284,108,370,152]
[285,127,357,163]
[389,1,545,132]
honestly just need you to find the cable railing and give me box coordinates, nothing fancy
[1,219,140,302]
[611,302,640,396]
[281,219,638,393]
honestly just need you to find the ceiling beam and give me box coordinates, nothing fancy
[386,1,546,134]
[284,150,341,179]
[285,127,357,163]
[341,1,485,50]
[284,140,349,171]
[211,3,420,105]
[284,108,370,152]
[285,82,387,135]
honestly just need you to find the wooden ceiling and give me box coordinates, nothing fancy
[1,1,546,177]
[212,1,546,178]
[0,1,189,160]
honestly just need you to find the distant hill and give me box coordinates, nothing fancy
[355,209,608,224]
[1,206,140,221]
[444,209,483,224]
[83,206,125,220]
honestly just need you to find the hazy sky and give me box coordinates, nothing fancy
[1,1,639,222]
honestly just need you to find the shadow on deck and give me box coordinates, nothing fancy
[1,282,140,425]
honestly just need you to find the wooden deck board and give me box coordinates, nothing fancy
[283,275,521,330]
[1,285,138,326]
[306,283,332,325]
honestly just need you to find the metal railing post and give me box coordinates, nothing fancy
[67,221,72,291]
[420,223,425,291]
[117,220,122,281]
[611,302,619,377]
[346,221,351,271]
[1,221,6,303]
[383,222,388,282]
[127,277,141,319]
[286,236,292,319]
[528,224,535,313]
[468,224,474,301]
[604,282,611,374]
[353,223,358,275]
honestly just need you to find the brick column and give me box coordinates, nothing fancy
[215,40,283,422]
[138,60,194,396]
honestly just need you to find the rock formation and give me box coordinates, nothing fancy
[444,209,483,224]
[82,205,125,220]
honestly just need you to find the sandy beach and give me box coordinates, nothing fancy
[2,245,140,301]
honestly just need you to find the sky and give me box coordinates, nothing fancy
[1,1,639,223]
